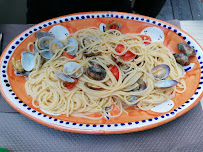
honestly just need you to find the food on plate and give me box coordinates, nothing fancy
[174,42,196,66]
[12,23,186,119]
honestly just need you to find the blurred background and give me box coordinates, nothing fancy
[0,0,202,23]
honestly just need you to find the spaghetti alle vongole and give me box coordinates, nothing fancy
[12,23,187,119]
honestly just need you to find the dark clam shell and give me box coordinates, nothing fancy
[84,82,103,90]
[174,53,190,66]
[86,62,106,80]
[35,31,55,39]
[177,42,196,57]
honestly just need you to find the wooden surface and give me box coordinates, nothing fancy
[180,20,203,108]
[180,21,203,47]
[157,0,203,20]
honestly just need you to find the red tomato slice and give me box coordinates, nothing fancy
[110,65,119,79]
[64,78,78,90]
[115,44,125,53]
[121,51,136,61]
[62,52,75,59]
[140,35,151,45]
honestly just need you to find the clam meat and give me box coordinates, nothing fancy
[150,64,170,80]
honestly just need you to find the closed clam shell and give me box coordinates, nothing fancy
[177,42,196,57]
[173,53,190,66]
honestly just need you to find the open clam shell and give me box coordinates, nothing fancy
[155,79,178,88]
[150,64,170,80]
[64,62,84,78]
[65,38,78,55]
[82,36,98,47]
[86,62,106,81]
[40,49,54,59]
[38,37,54,50]
[35,31,55,39]
[55,71,75,83]
[21,51,35,72]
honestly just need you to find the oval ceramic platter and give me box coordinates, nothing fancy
[0,12,203,134]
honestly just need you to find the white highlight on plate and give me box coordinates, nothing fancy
[40,108,61,116]
[183,63,195,72]
[99,23,106,32]
[151,99,174,113]
[141,27,165,42]
[49,25,69,40]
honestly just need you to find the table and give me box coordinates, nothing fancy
[0,21,203,152]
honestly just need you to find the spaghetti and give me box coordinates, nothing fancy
[24,27,186,119]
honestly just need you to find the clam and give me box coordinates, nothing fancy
[84,52,101,57]
[177,42,196,57]
[48,25,69,40]
[84,82,103,90]
[65,38,78,55]
[34,53,42,70]
[150,64,170,80]
[12,58,25,73]
[55,71,75,83]
[82,36,98,47]
[128,96,138,103]
[129,79,147,92]
[38,37,54,50]
[104,22,122,31]
[49,39,64,53]
[86,62,106,80]
[64,62,84,78]
[137,79,147,91]
[174,53,190,66]
[155,79,178,88]
[111,54,123,65]
[21,51,35,72]
[35,31,55,39]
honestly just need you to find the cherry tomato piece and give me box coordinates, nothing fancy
[110,65,119,79]
[62,52,75,59]
[121,51,136,61]
[115,44,125,53]
[64,78,78,90]
[140,35,151,45]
